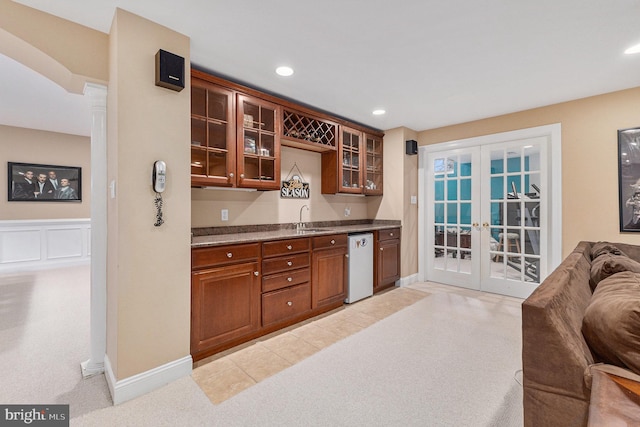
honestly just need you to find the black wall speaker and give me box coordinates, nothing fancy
[406,139,418,155]
[155,49,185,92]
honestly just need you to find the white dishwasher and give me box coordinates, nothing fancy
[345,233,374,303]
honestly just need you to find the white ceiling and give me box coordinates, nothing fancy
[5,0,640,137]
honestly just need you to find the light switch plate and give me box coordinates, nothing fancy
[410,195,417,205]
[221,209,228,221]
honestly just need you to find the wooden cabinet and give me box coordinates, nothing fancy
[191,73,281,190]
[375,228,401,293]
[261,238,311,327]
[364,133,383,195]
[190,79,235,187]
[322,127,384,196]
[237,94,281,190]
[312,234,348,308]
[191,243,261,359]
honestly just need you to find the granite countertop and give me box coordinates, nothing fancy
[191,220,401,248]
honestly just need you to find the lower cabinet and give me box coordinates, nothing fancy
[375,228,401,293]
[191,244,261,359]
[312,234,348,308]
[190,229,397,361]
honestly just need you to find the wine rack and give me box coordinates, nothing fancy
[282,109,337,150]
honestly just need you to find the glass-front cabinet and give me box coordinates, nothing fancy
[236,95,280,190]
[364,133,383,195]
[338,127,363,194]
[191,80,235,187]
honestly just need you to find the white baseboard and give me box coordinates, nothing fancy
[398,273,419,287]
[104,354,193,405]
[0,219,90,273]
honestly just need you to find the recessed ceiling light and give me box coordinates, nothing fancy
[372,109,386,116]
[275,66,294,76]
[624,43,640,55]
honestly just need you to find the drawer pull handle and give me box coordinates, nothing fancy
[287,301,293,306]
[254,271,259,276]
[287,245,292,250]
[227,252,233,258]
[287,277,293,282]
[330,239,335,245]
[287,261,293,266]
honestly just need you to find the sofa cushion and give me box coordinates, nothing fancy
[590,254,640,291]
[582,271,640,375]
[591,242,628,260]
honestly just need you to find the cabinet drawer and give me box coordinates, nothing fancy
[312,234,347,250]
[262,267,310,293]
[192,243,260,269]
[262,238,310,258]
[262,283,312,326]
[378,228,401,242]
[262,253,310,275]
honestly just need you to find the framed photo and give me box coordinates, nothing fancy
[8,162,81,202]
[618,127,640,231]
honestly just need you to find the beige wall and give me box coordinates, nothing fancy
[0,124,90,220]
[0,0,108,93]
[192,146,371,227]
[107,9,191,379]
[418,86,640,258]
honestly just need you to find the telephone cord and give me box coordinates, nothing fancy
[154,193,164,227]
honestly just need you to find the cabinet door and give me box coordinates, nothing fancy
[191,79,235,187]
[338,127,363,194]
[364,134,383,195]
[237,94,281,190]
[312,246,348,308]
[191,261,260,353]
[376,238,400,291]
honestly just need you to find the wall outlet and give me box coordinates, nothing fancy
[221,209,228,221]
[410,195,417,205]
[344,207,351,217]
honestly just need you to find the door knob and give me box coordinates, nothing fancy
[483,222,489,229]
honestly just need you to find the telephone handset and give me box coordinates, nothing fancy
[153,160,166,193]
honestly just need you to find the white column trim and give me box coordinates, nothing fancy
[82,82,108,378]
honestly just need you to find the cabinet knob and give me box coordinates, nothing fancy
[287,301,293,306]
[390,232,394,237]
[287,261,293,266]
[254,271,259,276]
[229,173,234,178]
[287,245,292,250]
[380,248,384,251]
[330,239,335,245]
[287,277,293,282]
[227,252,233,258]
[240,173,245,179]
[345,254,349,258]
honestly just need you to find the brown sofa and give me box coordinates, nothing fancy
[522,241,640,427]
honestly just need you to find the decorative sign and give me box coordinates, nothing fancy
[281,175,310,199]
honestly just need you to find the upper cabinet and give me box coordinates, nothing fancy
[190,80,235,187]
[364,133,383,195]
[191,70,382,194]
[237,95,281,190]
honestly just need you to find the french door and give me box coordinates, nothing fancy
[424,137,548,299]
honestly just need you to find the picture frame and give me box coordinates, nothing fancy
[618,127,640,231]
[8,162,82,202]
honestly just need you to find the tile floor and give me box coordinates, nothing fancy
[191,283,523,405]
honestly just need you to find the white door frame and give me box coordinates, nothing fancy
[418,123,562,285]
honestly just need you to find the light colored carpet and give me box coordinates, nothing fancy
[73,287,523,426]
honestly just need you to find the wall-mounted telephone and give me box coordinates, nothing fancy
[152,160,166,193]
[152,161,166,227]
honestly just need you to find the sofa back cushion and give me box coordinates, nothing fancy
[582,271,640,375]
[590,254,640,291]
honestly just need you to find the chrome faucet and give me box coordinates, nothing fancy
[298,205,309,230]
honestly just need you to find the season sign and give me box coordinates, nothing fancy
[281,175,309,199]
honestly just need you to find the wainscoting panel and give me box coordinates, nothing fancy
[0,219,91,272]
